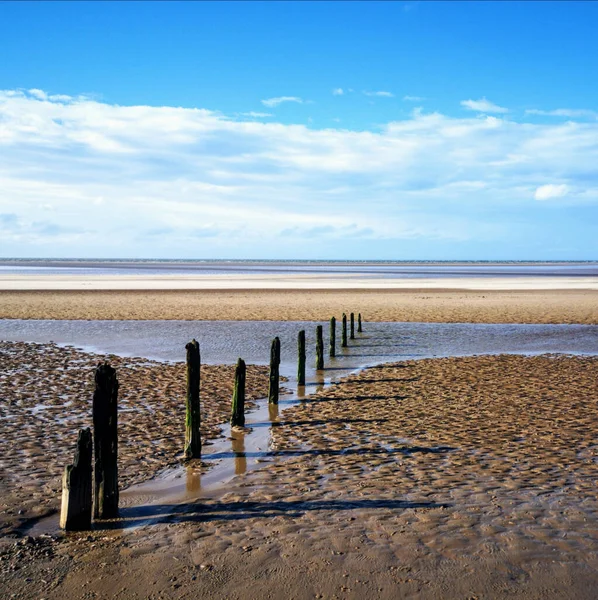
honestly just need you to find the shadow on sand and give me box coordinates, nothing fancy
[96,497,452,530]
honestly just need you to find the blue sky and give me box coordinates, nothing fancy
[0,1,597,259]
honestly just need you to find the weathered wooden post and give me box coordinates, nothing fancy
[268,336,281,404]
[60,428,92,531]
[93,363,119,519]
[316,325,324,370]
[342,313,348,347]
[184,339,201,459]
[329,316,336,357]
[358,312,363,333]
[297,330,306,386]
[231,358,246,427]
[350,312,355,339]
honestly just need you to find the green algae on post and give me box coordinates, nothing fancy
[316,325,324,370]
[268,336,281,404]
[184,339,201,459]
[342,313,348,348]
[93,363,119,519]
[297,329,306,386]
[231,358,246,427]
[329,316,336,357]
[60,428,92,531]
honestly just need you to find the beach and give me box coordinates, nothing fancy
[1,288,598,324]
[1,264,598,598]
[1,350,598,598]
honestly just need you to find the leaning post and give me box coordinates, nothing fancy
[184,339,201,459]
[60,428,92,531]
[231,358,246,427]
[93,363,119,519]
[297,330,306,386]
[329,316,336,357]
[268,336,281,404]
[316,325,324,370]
[358,313,363,333]
[342,313,348,347]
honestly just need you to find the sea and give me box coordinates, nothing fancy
[0,259,597,279]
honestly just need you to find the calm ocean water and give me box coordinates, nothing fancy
[0,259,597,279]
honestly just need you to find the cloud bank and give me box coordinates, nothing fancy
[0,89,597,258]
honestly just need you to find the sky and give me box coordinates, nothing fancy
[0,1,597,260]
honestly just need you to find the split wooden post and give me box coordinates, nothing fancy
[350,312,355,339]
[342,313,348,347]
[316,325,324,370]
[60,428,92,531]
[268,336,281,404]
[184,339,201,459]
[297,330,306,386]
[358,313,363,333]
[93,363,119,519]
[231,358,246,427]
[329,317,336,357]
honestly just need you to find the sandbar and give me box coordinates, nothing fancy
[1,288,597,324]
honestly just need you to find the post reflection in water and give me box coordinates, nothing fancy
[185,465,201,493]
[268,402,279,423]
[231,432,247,475]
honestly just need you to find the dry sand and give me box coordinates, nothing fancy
[1,288,598,323]
[1,346,598,598]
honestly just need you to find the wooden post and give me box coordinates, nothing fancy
[342,313,348,347]
[268,336,281,404]
[231,358,246,427]
[329,317,336,357]
[350,312,355,339]
[184,339,201,459]
[297,330,306,386]
[316,325,324,370]
[93,363,119,519]
[358,312,362,333]
[60,428,92,531]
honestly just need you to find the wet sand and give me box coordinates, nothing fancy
[0,342,271,536]
[1,288,598,323]
[2,350,598,598]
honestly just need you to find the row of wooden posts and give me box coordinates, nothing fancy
[60,312,362,531]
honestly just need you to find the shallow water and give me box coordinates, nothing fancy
[4,319,597,533]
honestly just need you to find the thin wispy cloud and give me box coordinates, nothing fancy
[363,90,394,98]
[1,89,597,258]
[242,111,273,118]
[403,95,425,102]
[261,96,303,107]
[461,97,508,114]
[332,88,344,96]
[526,108,598,119]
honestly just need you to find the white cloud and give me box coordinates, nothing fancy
[332,88,344,96]
[534,184,569,201]
[28,89,48,101]
[261,96,303,107]
[363,90,394,98]
[403,95,425,102]
[461,97,508,114]
[526,108,598,119]
[1,88,597,257]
